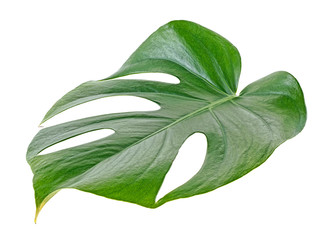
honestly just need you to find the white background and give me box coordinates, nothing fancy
[1,0,332,239]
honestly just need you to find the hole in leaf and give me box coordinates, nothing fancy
[43,96,160,127]
[114,73,180,84]
[39,129,114,155]
[156,133,207,202]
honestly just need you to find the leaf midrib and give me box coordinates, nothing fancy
[152,94,236,137]
[68,94,237,181]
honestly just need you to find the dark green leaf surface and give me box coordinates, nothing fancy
[27,20,306,221]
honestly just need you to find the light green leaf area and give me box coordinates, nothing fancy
[27,20,306,221]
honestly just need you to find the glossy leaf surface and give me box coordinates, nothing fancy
[27,20,306,221]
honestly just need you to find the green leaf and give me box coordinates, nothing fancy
[27,20,306,222]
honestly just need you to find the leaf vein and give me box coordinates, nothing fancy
[230,100,275,142]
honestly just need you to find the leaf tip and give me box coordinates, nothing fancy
[34,202,44,224]
[34,213,38,224]
[34,190,60,223]
[38,119,47,127]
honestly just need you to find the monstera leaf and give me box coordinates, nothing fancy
[27,20,306,221]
